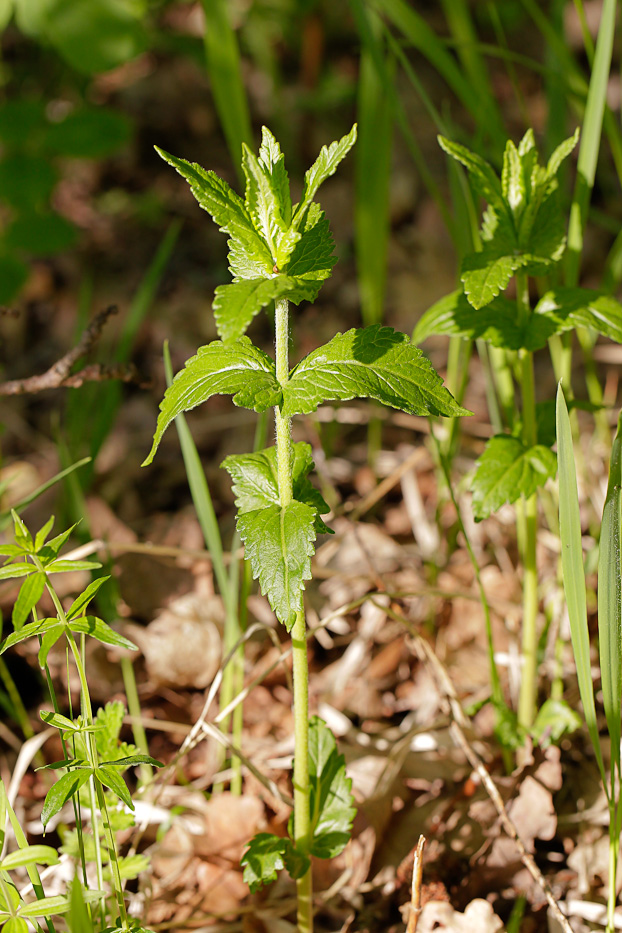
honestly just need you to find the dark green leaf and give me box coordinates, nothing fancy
[241,833,293,893]
[282,326,469,418]
[38,624,65,668]
[471,435,557,521]
[66,576,110,620]
[100,754,163,768]
[237,501,317,629]
[282,203,336,288]
[45,106,131,158]
[307,717,356,859]
[0,254,28,303]
[40,0,146,75]
[42,769,92,827]
[6,212,77,255]
[143,338,280,465]
[413,289,522,349]
[533,287,622,345]
[0,156,56,210]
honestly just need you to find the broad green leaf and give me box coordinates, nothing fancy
[213,275,317,343]
[241,833,290,893]
[413,289,522,349]
[0,563,35,581]
[96,766,133,810]
[68,616,137,651]
[471,435,557,521]
[42,769,92,827]
[0,845,59,871]
[154,147,272,277]
[282,326,469,419]
[0,882,20,913]
[143,338,280,465]
[66,576,110,620]
[533,287,622,344]
[281,203,336,287]
[222,442,332,534]
[237,501,317,629]
[295,124,357,221]
[598,408,622,774]
[12,571,45,630]
[307,717,356,859]
[438,135,507,214]
[461,247,528,310]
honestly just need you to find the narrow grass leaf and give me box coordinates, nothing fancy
[556,385,606,781]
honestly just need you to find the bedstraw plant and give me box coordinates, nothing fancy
[143,125,467,930]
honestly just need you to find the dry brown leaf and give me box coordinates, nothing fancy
[416,898,504,932]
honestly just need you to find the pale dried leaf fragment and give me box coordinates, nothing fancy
[417,898,504,933]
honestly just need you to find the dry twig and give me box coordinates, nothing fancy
[0,305,141,395]
[406,836,426,933]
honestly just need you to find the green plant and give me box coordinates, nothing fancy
[414,128,622,732]
[556,385,622,933]
[142,124,466,930]
[0,512,162,932]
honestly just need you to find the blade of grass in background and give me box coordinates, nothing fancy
[201,0,253,181]
[163,341,244,793]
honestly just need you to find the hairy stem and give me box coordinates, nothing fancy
[273,296,313,932]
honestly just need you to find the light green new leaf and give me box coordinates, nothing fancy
[241,833,290,892]
[154,147,272,276]
[2,916,28,933]
[12,571,45,630]
[501,140,525,214]
[42,769,92,827]
[307,717,356,859]
[598,408,622,775]
[44,559,101,574]
[237,501,317,629]
[534,287,622,344]
[241,144,286,254]
[0,563,35,581]
[18,894,72,918]
[213,275,319,342]
[471,434,557,521]
[295,124,357,222]
[282,326,469,418]
[258,126,292,227]
[0,845,59,871]
[438,135,506,214]
[33,516,55,553]
[68,616,137,651]
[546,127,580,179]
[461,247,528,310]
[222,442,332,534]
[143,338,281,465]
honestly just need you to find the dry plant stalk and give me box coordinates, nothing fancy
[406,835,426,933]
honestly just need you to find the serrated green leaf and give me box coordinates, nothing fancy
[533,287,622,344]
[68,616,137,651]
[413,289,522,349]
[307,717,356,859]
[96,767,134,810]
[501,139,525,214]
[282,326,469,419]
[520,188,566,267]
[93,700,125,760]
[213,275,317,343]
[546,127,580,179]
[241,144,286,256]
[258,126,291,227]
[471,435,557,521]
[237,501,317,629]
[12,571,45,630]
[295,124,357,222]
[143,338,281,465]
[241,833,289,892]
[222,442,332,535]
[42,769,92,827]
[438,135,507,215]
[461,247,528,310]
[66,576,110,621]
[155,147,272,277]
[116,852,150,881]
[0,845,59,871]
[531,698,582,747]
[281,203,336,287]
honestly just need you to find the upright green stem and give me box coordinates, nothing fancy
[515,272,539,730]
[273,297,313,933]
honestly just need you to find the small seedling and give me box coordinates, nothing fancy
[144,125,466,930]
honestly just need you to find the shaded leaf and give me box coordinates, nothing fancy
[213,275,317,343]
[96,767,133,810]
[42,769,92,827]
[471,435,557,521]
[307,717,356,859]
[241,833,290,893]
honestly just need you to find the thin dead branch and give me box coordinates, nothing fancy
[406,836,426,933]
[0,305,142,395]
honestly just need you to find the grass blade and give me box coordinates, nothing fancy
[201,0,253,180]
[597,408,622,778]
[555,383,606,783]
